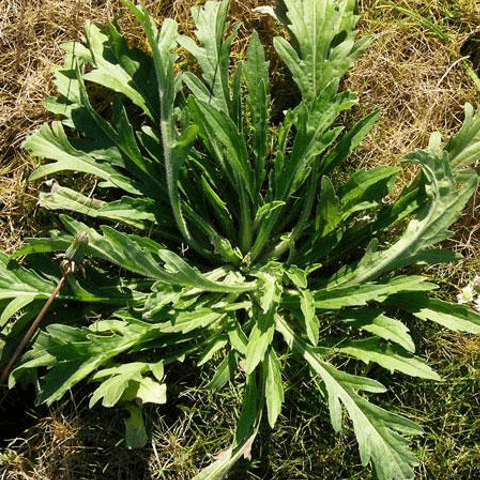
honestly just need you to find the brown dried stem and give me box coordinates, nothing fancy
[0,264,73,387]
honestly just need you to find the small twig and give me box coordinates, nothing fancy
[0,232,89,386]
[0,267,72,386]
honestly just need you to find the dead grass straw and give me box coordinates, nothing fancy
[348,2,479,171]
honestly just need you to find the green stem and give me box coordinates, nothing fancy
[238,185,253,255]
[264,165,319,263]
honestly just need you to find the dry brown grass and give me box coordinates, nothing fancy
[2,416,82,480]
[349,0,479,170]
[0,397,154,480]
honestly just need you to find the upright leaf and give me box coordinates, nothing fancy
[446,103,480,169]
[264,347,284,428]
[125,2,204,254]
[178,0,234,115]
[300,289,319,345]
[245,30,270,190]
[245,308,276,374]
[336,141,478,286]
[273,0,371,106]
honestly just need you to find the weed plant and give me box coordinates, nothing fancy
[1,1,480,479]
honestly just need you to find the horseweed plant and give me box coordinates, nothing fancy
[1,0,480,478]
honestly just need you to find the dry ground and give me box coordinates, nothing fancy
[1,0,480,479]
